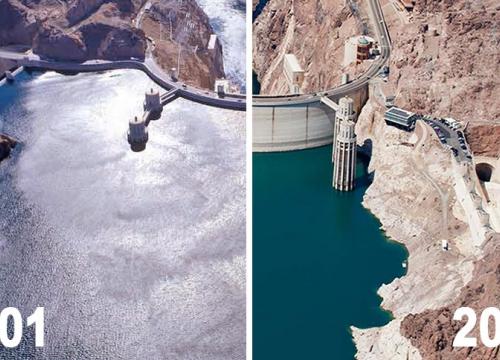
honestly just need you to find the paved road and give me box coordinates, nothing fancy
[425,118,471,163]
[0,36,245,112]
[253,0,391,107]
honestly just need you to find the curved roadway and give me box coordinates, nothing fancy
[0,1,246,113]
[252,0,391,107]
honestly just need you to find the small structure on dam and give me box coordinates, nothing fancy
[333,119,357,191]
[144,88,162,120]
[283,54,304,94]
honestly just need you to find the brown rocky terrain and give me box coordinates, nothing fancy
[401,234,500,360]
[253,0,367,95]
[141,0,225,89]
[0,0,226,90]
[0,134,17,163]
[0,0,147,62]
[254,0,499,122]
[465,124,500,157]
[384,0,499,126]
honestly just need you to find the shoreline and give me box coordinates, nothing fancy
[351,99,497,359]
[253,144,408,358]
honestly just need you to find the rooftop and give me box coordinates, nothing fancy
[385,107,415,119]
[358,36,370,45]
[284,54,304,73]
[208,35,218,50]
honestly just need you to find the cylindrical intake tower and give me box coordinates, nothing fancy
[333,120,357,191]
[128,116,148,149]
[144,88,162,121]
[333,96,356,160]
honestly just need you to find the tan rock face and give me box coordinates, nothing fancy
[142,0,225,89]
[465,124,500,157]
[387,0,499,123]
[401,235,500,360]
[253,0,362,95]
[352,100,479,359]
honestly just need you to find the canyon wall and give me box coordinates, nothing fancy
[253,0,364,95]
[385,0,499,126]
[141,0,225,89]
[352,98,483,359]
[0,0,147,62]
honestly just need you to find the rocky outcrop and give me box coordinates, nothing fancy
[352,99,481,359]
[66,0,136,26]
[386,0,499,123]
[401,234,500,360]
[33,24,87,61]
[0,134,17,163]
[0,0,146,62]
[253,0,367,94]
[0,0,39,46]
[141,0,225,89]
[465,124,500,158]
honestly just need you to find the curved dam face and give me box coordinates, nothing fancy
[253,84,369,152]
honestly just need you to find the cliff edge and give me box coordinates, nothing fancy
[0,0,147,62]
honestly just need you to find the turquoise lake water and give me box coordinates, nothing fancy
[253,146,408,359]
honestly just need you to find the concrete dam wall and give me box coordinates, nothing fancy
[253,84,369,152]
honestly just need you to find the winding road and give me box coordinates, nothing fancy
[0,1,246,112]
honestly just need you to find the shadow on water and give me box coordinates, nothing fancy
[252,71,261,95]
[253,145,408,359]
[358,138,374,185]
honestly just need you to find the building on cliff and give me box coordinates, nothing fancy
[398,0,415,11]
[343,36,376,66]
[384,107,418,131]
[283,54,304,94]
[356,36,372,64]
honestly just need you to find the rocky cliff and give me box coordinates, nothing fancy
[0,0,146,62]
[401,235,500,360]
[253,0,363,94]
[465,124,500,158]
[0,0,225,90]
[352,98,479,359]
[386,0,499,123]
[141,0,225,89]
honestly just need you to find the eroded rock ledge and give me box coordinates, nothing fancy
[401,235,500,360]
[0,0,147,62]
[141,0,225,89]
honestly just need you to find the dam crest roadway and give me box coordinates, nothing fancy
[252,0,391,152]
[0,48,246,112]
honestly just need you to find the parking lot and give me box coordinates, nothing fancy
[422,116,472,163]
